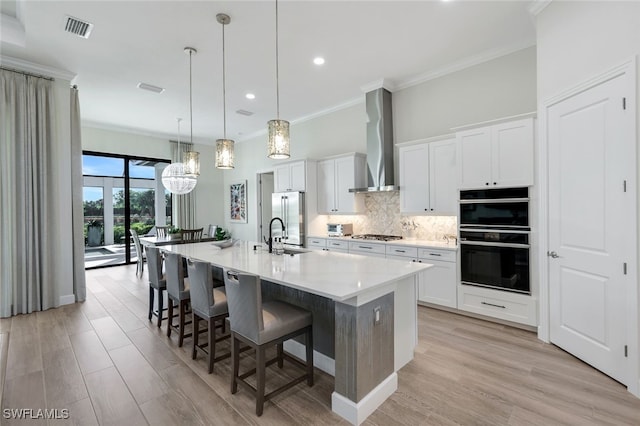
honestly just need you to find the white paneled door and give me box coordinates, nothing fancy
[548,72,633,385]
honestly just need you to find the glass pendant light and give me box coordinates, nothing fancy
[162,118,197,194]
[183,47,200,176]
[215,13,235,169]
[267,0,290,159]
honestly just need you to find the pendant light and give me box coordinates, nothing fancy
[162,118,197,194]
[215,13,235,169]
[183,47,200,176]
[267,0,290,159]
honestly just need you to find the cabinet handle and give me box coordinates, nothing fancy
[429,253,442,257]
[430,208,434,211]
[395,249,406,253]
[485,182,489,186]
[358,246,373,249]
[493,182,497,185]
[331,243,340,246]
[481,301,506,309]
[424,208,428,211]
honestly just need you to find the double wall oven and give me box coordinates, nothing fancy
[459,187,530,294]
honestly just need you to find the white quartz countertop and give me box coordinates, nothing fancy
[310,236,458,251]
[161,241,431,302]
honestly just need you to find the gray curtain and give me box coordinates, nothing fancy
[170,140,196,229]
[70,86,86,302]
[0,69,57,317]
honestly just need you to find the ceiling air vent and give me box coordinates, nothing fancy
[236,109,254,116]
[63,15,94,39]
[137,82,165,94]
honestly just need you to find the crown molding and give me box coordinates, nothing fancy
[394,38,536,92]
[0,55,77,81]
[238,96,363,143]
[360,78,396,93]
[528,0,552,16]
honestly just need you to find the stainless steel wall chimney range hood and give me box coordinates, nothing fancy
[349,87,398,193]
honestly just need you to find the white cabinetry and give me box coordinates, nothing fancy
[317,154,366,214]
[417,248,457,308]
[399,138,457,214]
[348,241,386,258]
[306,237,349,253]
[457,285,537,327]
[457,117,534,189]
[274,160,307,192]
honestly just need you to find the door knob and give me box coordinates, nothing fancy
[547,251,560,258]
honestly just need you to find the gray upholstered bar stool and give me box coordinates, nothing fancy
[223,269,314,416]
[145,246,166,327]
[164,251,191,347]
[186,258,230,373]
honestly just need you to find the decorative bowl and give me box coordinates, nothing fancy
[211,239,234,248]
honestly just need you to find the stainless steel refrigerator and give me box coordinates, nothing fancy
[271,191,305,248]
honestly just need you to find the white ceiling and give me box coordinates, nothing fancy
[1,1,536,144]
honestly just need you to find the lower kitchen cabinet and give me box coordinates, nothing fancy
[457,284,537,326]
[417,248,457,308]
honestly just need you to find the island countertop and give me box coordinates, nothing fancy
[161,240,431,302]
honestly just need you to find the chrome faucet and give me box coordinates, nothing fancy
[266,217,285,253]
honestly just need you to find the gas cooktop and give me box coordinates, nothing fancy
[351,234,403,242]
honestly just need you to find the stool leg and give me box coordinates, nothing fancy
[207,317,215,373]
[306,327,314,386]
[231,334,239,394]
[276,343,284,368]
[167,298,174,338]
[256,346,266,416]
[192,313,199,360]
[157,289,164,328]
[148,287,154,321]
[178,300,186,347]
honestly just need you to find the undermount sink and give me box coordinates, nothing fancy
[282,248,310,255]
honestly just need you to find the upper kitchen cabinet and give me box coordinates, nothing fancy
[399,138,457,214]
[317,153,366,214]
[456,117,534,189]
[274,160,307,192]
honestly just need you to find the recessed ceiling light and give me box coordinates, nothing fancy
[137,82,165,94]
[313,57,325,66]
[245,93,256,100]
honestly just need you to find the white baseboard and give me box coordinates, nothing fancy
[331,373,398,425]
[283,339,335,376]
[58,294,75,306]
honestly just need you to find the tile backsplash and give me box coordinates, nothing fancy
[327,192,457,241]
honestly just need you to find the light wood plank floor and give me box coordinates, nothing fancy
[1,264,639,425]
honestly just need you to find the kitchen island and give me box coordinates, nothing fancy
[162,240,431,425]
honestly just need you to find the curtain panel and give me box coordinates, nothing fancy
[0,70,58,316]
[70,87,86,302]
[170,141,196,229]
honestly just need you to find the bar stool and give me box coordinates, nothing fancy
[186,259,230,373]
[164,251,191,347]
[145,246,166,327]
[223,269,314,416]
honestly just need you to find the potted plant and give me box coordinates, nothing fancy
[168,226,182,240]
[87,219,103,247]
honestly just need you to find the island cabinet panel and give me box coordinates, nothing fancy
[334,293,394,402]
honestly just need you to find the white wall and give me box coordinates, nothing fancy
[536,0,640,396]
[81,127,225,229]
[224,47,537,242]
[394,46,537,142]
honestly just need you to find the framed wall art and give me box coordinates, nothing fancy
[229,180,247,223]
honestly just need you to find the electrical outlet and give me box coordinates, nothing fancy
[374,306,381,325]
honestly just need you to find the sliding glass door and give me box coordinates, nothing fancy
[82,152,171,268]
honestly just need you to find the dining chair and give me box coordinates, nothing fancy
[187,258,230,373]
[130,229,145,278]
[146,246,167,327]
[155,225,171,238]
[164,251,191,347]
[181,228,204,242]
[223,268,314,416]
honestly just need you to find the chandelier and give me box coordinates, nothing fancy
[162,118,197,194]
[267,0,290,159]
[183,47,200,176]
[215,13,235,169]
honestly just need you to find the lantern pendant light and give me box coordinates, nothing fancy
[162,118,197,194]
[215,13,235,169]
[267,0,290,159]
[183,47,200,176]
